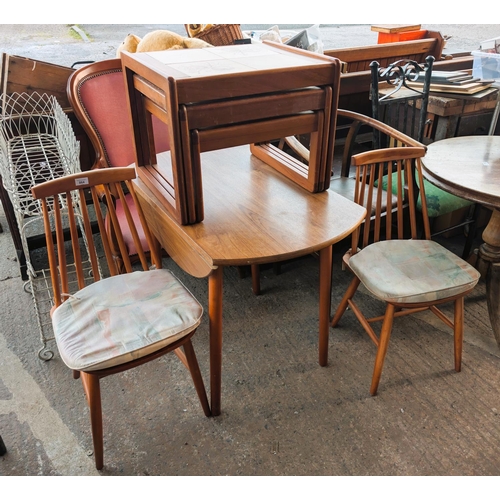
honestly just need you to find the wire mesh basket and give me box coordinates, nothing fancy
[0,92,80,277]
[0,92,80,217]
[184,24,243,46]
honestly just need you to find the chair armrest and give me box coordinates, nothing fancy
[337,109,425,178]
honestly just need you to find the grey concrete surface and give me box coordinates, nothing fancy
[2,188,500,479]
[0,24,499,68]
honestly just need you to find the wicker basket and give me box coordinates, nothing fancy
[185,24,243,46]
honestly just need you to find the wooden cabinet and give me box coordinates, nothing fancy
[426,88,500,140]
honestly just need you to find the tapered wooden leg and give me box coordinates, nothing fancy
[209,266,223,417]
[454,296,464,372]
[370,303,395,396]
[331,276,361,327]
[319,246,333,367]
[251,264,261,296]
[183,339,211,417]
[237,266,247,279]
[82,372,103,470]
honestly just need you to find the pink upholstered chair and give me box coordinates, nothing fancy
[67,58,170,264]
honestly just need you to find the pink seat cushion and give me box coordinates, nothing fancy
[52,269,203,371]
[349,239,481,303]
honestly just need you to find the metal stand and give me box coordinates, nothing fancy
[0,92,80,359]
[489,83,500,136]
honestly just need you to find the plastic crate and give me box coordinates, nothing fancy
[472,37,500,82]
[472,51,500,81]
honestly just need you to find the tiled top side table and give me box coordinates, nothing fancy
[121,42,342,224]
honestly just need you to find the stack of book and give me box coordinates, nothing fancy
[412,70,495,95]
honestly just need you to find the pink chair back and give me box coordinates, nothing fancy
[77,66,170,168]
[69,60,171,258]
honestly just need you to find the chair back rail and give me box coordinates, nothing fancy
[31,167,161,308]
[349,146,430,255]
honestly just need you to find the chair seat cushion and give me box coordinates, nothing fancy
[380,172,473,218]
[348,239,480,303]
[52,269,203,371]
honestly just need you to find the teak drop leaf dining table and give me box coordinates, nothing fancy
[121,42,364,415]
[133,146,366,415]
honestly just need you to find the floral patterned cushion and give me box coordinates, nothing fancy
[421,178,473,218]
[52,269,203,371]
[349,239,480,303]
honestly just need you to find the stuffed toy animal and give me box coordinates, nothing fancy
[116,30,212,57]
[116,34,142,56]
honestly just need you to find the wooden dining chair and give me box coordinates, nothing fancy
[330,146,481,396]
[31,166,211,470]
[370,56,477,258]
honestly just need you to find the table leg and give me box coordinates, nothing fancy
[208,266,223,416]
[319,245,333,366]
[0,180,28,279]
[477,208,500,348]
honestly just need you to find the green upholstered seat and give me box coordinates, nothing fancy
[421,178,473,218]
[379,171,473,218]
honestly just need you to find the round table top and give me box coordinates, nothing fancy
[422,135,500,209]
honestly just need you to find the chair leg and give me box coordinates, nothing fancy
[236,266,247,279]
[331,276,361,327]
[273,262,282,275]
[454,296,464,372]
[81,372,104,470]
[183,339,211,417]
[462,204,481,260]
[370,303,396,396]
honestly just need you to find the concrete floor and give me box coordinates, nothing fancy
[1,192,500,477]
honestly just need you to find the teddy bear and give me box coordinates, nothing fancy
[116,30,212,58]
